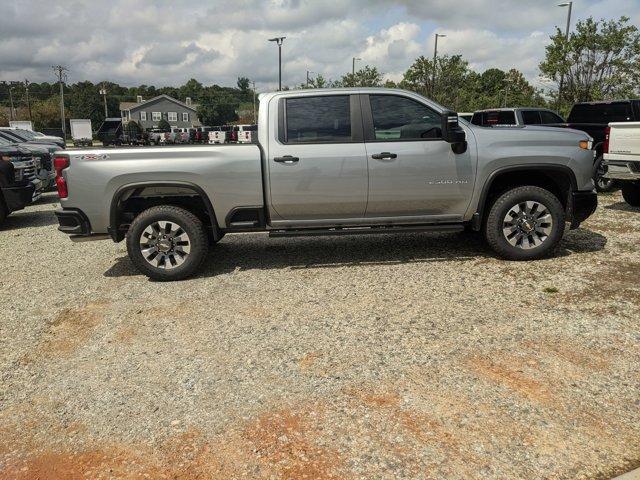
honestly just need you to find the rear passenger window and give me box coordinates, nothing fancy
[285,96,351,143]
[540,111,564,124]
[369,95,442,140]
[522,111,541,125]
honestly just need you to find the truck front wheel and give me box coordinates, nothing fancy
[126,205,209,281]
[621,183,640,207]
[484,186,565,261]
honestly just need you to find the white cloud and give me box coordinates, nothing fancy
[0,0,636,90]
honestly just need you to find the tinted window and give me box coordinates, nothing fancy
[521,111,541,125]
[285,96,351,143]
[540,111,564,124]
[568,102,633,123]
[370,95,441,140]
[471,111,517,126]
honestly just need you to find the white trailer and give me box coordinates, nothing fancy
[70,119,93,147]
[9,120,33,131]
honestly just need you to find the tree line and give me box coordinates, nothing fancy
[0,15,637,130]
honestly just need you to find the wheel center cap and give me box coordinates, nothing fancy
[157,239,172,252]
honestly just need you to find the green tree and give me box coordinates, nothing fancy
[237,77,250,93]
[196,92,239,126]
[337,66,383,87]
[157,118,171,132]
[67,81,118,125]
[179,78,204,102]
[400,55,470,109]
[540,16,640,108]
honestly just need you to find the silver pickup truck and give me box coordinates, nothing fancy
[54,88,597,280]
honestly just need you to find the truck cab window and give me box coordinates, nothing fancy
[522,111,541,125]
[285,96,351,143]
[369,95,442,140]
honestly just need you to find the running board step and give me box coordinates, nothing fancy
[269,224,464,238]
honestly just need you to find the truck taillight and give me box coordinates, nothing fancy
[54,156,70,198]
[603,126,610,154]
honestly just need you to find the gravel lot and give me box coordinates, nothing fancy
[1,191,639,479]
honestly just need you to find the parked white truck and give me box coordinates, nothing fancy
[603,122,640,206]
[54,88,597,280]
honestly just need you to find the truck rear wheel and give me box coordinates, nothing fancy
[621,183,640,207]
[484,186,565,261]
[126,205,209,281]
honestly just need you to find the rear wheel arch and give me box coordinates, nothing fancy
[110,181,222,242]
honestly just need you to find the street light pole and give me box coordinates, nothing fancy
[352,57,361,75]
[252,80,257,124]
[557,2,573,111]
[268,37,286,91]
[24,79,32,122]
[431,33,446,97]
[52,65,68,138]
[99,83,109,118]
[8,87,15,121]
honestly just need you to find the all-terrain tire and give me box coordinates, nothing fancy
[621,183,640,207]
[485,186,566,261]
[126,205,209,281]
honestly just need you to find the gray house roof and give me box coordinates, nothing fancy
[119,94,199,113]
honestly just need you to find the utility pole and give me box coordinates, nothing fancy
[431,34,446,98]
[352,57,361,75]
[100,83,108,118]
[8,87,15,121]
[24,79,32,121]
[557,2,573,112]
[306,70,310,88]
[52,65,68,139]
[268,37,286,91]
[252,80,257,124]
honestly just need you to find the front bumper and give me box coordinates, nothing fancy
[1,180,35,213]
[569,190,598,229]
[55,208,92,235]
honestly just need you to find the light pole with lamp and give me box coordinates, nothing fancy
[432,33,446,97]
[268,37,286,91]
[557,2,573,111]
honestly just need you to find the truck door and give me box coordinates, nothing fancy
[267,94,368,222]
[361,93,474,220]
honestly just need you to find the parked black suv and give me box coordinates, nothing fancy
[566,100,640,191]
[0,145,37,225]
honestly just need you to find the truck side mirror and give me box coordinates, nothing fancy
[441,110,467,154]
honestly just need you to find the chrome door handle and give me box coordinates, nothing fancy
[371,152,397,160]
[274,155,299,163]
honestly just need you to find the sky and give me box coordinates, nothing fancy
[0,0,638,92]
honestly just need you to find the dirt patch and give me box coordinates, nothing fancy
[467,355,554,404]
[20,301,109,363]
[243,406,344,480]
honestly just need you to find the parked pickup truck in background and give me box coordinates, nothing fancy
[0,145,38,225]
[54,88,597,280]
[471,108,565,127]
[565,100,640,192]
[603,122,640,206]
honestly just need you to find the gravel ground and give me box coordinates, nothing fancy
[0,191,639,480]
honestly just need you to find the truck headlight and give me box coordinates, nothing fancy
[579,140,592,150]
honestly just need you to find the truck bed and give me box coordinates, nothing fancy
[59,144,264,233]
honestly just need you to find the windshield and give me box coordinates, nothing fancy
[1,130,29,142]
